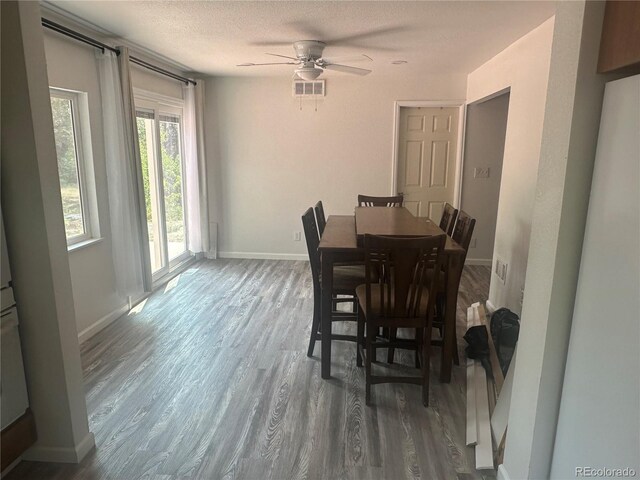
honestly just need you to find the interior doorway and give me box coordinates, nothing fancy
[460,91,510,265]
[394,105,461,220]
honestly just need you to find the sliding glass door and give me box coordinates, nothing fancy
[136,97,188,280]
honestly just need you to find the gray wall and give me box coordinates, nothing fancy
[461,92,510,264]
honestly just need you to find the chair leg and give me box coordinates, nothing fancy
[422,318,434,407]
[356,308,365,367]
[452,320,460,366]
[307,288,321,357]
[387,328,397,364]
[437,291,460,366]
[365,325,374,406]
[415,328,423,369]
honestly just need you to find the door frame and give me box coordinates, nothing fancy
[391,100,467,209]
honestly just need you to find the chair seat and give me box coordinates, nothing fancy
[355,284,431,325]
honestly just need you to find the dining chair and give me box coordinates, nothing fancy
[302,207,365,357]
[439,203,459,236]
[314,201,326,236]
[432,209,477,364]
[355,233,447,406]
[357,194,403,207]
[451,209,476,255]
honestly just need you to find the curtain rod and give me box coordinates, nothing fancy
[42,18,119,55]
[129,56,196,86]
[41,17,197,86]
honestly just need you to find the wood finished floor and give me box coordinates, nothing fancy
[8,260,494,480]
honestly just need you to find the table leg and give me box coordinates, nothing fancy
[441,254,462,383]
[321,251,334,379]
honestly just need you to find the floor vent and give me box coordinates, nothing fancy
[292,80,325,97]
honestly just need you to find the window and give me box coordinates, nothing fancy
[50,88,98,247]
[135,92,189,278]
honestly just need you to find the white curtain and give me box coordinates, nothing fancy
[96,49,152,297]
[183,83,209,254]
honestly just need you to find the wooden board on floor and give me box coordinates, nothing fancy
[491,347,517,448]
[474,362,494,470]
[465,307,477,446]
[479,303,504,395]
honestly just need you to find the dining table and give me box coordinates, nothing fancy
[318,206,466,383]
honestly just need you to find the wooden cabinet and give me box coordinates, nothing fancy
[598,0,640,73]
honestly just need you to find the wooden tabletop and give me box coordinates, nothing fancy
[355,206,439,238]
[319,208,464,254]
[318,215,359,252]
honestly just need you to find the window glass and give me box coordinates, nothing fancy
[50,95,86,240]
[159,115,186,260]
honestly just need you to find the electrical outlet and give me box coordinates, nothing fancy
[495,258,508,284]
[520,287,525,307]
[293,231,301,241]
[474,167,490,178]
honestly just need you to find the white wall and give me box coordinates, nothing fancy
[204,74,467,259]
[44,31,125,338]
[501,2,615,478]
[466,18,555,314]
[550,75,640,479]
[461,92,510,264]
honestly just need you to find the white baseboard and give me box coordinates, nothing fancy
[1,456,23,478]
[466,258,493,266]
[77,303,129,344]
[23,431,95,464]
[486,300,497,314]
[497,464,511,480]
[218,251,307,261]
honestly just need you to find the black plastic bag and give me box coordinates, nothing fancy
[490,308,520,375]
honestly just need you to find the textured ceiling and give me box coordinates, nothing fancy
[45,1,557,78]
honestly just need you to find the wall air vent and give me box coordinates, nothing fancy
[292,80,325,97]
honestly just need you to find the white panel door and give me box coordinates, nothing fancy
[396,107,459,220]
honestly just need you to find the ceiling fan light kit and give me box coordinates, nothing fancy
[295,64,323,81]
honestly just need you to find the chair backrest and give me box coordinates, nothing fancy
[363,234,447,324]
[302,207,321,289]
[452,210,476,262]
[358,194,403,207]
[314,201,326,236]
[439,203,459,236]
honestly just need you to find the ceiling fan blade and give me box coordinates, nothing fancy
[249,41,292,47]
[327,26,407,45]
[237,62,298,66]
[321,54,373,64]
[265,53,299,61]
[323,63,372,76]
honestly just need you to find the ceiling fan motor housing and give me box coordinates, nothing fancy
[294,40,326,60]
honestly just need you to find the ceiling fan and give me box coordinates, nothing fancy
[237,40,372,80]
